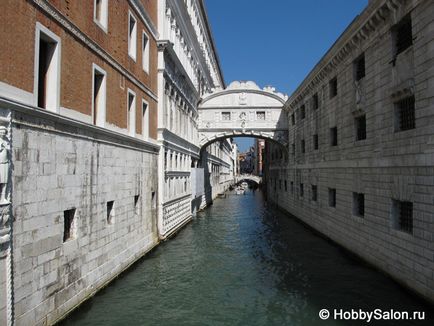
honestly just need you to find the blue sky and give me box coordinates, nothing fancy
[205,0,367,151]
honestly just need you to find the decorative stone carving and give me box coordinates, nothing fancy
[0,126,9,205]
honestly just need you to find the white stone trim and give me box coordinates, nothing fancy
[59,106,92,124]
[91,63,107,127]
[34,22,62,113]
[93,0,108,33]
[142,30,150,74]
[128,10,137,62]
[127,88,136,137]
[0,81,34,106]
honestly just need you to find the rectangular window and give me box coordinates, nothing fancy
[291,143,295,155]
[222,112,231,121]
[313,134,319,150]
[284,180,287,192]
[395,96,415,131]
[256,111,266,120]
[392,200,413,234]
[128,12,137,60]
[107,201,115,224]
[142,31,150,73]
[92,64,106,127]
[127,89,136,136]
[63,208,76,242]
[152,191,157,209]
[142,100,149,139]
[290,181,294,194]
[94,0,108,31]
[328,188,336,207]
[353,192,365,217]
[300,183,304,197]
[291,114,295,126]
[311,185,318,202]
[393,14,413,56]
[330,127,338,146]
[354,53,365,81]
[301,139,305,153]
[355,115,366,141]
[312,93,319,110]
[36,23,60,112]
[134,195,140,216]
[300,105,306,120]
[279,180,282,190]
[329,77,338,98]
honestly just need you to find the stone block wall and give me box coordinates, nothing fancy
[7,103,159,325]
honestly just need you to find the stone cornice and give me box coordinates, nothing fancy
[1,97,160,154]
[32,0,158,102]
[285,0,406,110]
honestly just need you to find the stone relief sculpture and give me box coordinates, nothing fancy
[0,126,9,206]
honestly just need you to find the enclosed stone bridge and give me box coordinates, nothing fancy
[236,174,262,185]
[198,81,288,149]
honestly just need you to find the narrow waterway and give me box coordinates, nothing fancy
[60,189,433,325]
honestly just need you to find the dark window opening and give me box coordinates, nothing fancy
[300,183,304,197]
[353,193,365,217]
[300,105,306,120]
[329,77,338,98]
[290,181,294,194]
[291,114,295,126]
[93,70,104,125]
[395,96,415,131]
[393,200,413,234]
[394,15,413,56]
[312,93,319,110]
[107,200,114,224]
[37,37,56,109]
[291,143,295,155]
[284,180,287,192]
[134,195,140,215]
[313,134,319,150]
[152,191,157,209]
[354,53,366,81]
[330,127,338,146]
[311,185,318,202]
[63,209,76,242]
[301,139,305,153]
[95,0,102,21]
[355,115,367,141]
[328,188,336,207]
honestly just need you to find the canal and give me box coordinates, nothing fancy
[60,189,433,325]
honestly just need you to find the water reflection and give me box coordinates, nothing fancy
[60,190,433,325]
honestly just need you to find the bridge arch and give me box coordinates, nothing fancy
[198,81,289,151]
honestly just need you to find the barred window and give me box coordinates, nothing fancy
[301,139,305,153]
[311,185,318,202]
[393,200,413,234]
[222,112,231,121]
[329,77,338,98]
[328,188,336,207]
[353,193,365,217]
[355,115,366,141]
[394,15,413,56]
[312,93,319,110]
[395,96,415,131]
[256,111,265,120]
[354,53,365,81]
[330,127,338,146]
[313,134,319,150]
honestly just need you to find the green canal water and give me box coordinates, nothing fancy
[60,189,433,325]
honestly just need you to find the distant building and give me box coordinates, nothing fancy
[254,139,265,176]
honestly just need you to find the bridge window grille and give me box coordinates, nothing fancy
[312,93,319,110]
[328,188,336,207]
[395,96,415,131]
[330,127,338,146]
[329,77,338,98]
[300,183,304,197]
[311,185,318,202]
[393,200,413,234]
[301,139,305,153]
[107,200,115,224]
[257,111,265,120]
[353,193,365,217]
[63,208,76,242]
[355,115,366,140]
[222,112,231,121]
[313,134,319,150]
[300,105,306,120]
[393,14,413,56]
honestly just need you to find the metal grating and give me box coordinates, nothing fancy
[397,96,415,131]
[399,201,413,233]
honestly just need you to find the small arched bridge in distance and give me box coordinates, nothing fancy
[198,81,289,151]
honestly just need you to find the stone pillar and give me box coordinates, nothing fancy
[0,112,12,326]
